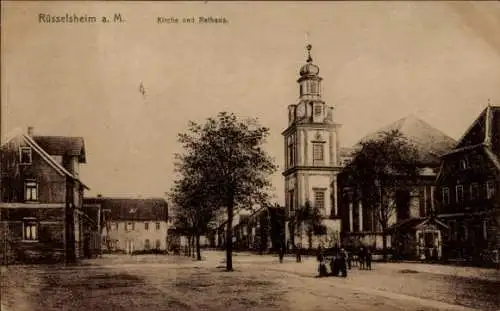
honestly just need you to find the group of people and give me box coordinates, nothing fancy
[356,247,373,270]
[316,246,373,277]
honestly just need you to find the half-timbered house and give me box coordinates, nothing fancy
[0,127,93,264]
[435,105,500,264]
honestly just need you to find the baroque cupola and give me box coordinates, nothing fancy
[297,44,322,100]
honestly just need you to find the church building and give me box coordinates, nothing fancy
[282,45,347,250]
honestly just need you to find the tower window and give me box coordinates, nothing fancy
[288,136,295,166]
[314,105,322,116]
[288,189,295,213]
[310,82,319,94]
[313,143,324,162]
[313,189,326,211]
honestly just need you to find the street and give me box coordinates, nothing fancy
[1,251,499,311]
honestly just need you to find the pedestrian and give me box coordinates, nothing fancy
[295,244,302,263]
[339,248,348,277]
[317,245,324,262]
[359,247,365,270]
[329,255,337,277]
[345,249,352,270]
[366,248,372,270]
[279,244,284,263]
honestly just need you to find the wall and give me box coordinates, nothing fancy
[296,127,338,167]
[1,137,67,204]
[0,207,65,263]
[107,220,169,252]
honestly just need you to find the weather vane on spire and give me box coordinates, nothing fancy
[305,31,312,63]
[306,43,313,63]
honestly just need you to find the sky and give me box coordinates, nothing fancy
[2,1,500,205]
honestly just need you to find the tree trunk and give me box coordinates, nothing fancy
[226,200,234,271]
[196,233,201,261]
[308,229,313,250]
[382,225,388,262]
[187,235,192,257]
[191,234,196,259]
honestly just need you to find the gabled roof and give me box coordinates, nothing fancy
[444,105,500,153]
[1,130,90,189]
[386,217,448,233]
[33,136,86,163]
[439,105,500,173]
[358,114,457,165]
[84,197,168,221]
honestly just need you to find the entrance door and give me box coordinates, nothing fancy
[424,231,438,260]
[126,240,134,254]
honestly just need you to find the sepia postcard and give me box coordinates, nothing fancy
[1,1,499,311]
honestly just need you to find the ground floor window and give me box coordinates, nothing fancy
[23,221,38,241]
[145,239,150,250]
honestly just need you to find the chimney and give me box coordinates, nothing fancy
[27,126,34,137]
[97,194,102,198]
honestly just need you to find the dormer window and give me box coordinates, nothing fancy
[25,181,38,202]
[20,147,32,165]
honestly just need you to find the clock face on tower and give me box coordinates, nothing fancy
[296,103,306,118]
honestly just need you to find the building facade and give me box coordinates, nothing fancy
[282,45,344,250]
[0,127,93,264]
[435,105,500,264]
[85,197,169,254]
[339,115,456,259]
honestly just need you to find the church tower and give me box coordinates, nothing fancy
[282,45,342,248]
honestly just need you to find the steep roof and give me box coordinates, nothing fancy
[84,197,168,221]
[451,105,500,150]
[1,129,90,189]
[440,105,500,172]
[33,136,86,163]
[358,114,457,165]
